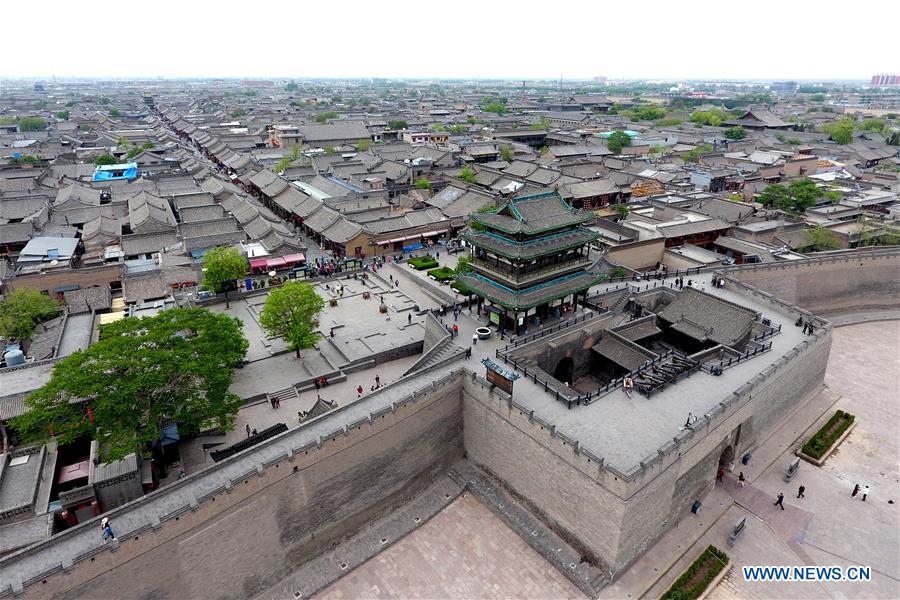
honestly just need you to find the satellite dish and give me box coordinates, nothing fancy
[50,259,59,265]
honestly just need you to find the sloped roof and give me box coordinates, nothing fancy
[657,287,757,347]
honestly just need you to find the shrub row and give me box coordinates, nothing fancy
[408,256,439,270]
[661,545,729,600]
[802,409,855,459]
[427,266,455,281]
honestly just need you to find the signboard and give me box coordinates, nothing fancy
[489,311,501,325]
[481,358,519,395]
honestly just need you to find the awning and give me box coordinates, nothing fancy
[58,460,91,484]
[249,258,268,269]
[281,253,306,263]
[160,423,180,445]
[375,237,405,245]
[266,257,287,268]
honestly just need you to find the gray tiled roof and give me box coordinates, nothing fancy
[657,287,757,347]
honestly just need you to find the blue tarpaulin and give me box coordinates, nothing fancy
[93,162,138,182]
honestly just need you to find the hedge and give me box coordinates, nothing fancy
[409,256,439,270]
[450,280,471,295]
[661,545,729,600]
[802,410,855,459]
[427,266,455,281]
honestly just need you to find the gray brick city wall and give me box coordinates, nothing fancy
[3,375,464,600]
[729,251,900,316]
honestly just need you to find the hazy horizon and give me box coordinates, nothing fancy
[4,0,897,81]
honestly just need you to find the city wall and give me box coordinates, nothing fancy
[1,373,465,599]
[2,249,896,597]
[727,248,900,317]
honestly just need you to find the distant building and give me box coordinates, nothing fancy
[870,74,900,86]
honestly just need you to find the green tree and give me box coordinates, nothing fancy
[415,177,432,191]
[55,110,70,121]
[258,282,325,357]
[230,108,247,118]
[448,124,467,134]
[482,102,507,115]
[94,154,118,166]
[0,288,61,341]
[389,119,408,130]
[285,81,299,92]
[757,183,790,209]
[325,146,336,154]
[126,147,142,159]
[274,156,292,173]
[11,307,248,461]
[501,145,513,162]
[315,111,337,123]
[690,109,729,127]
[825,118,854,144]
[724,126,746,140]
[532,116,550,130]
[611,203,630,218]
[201,246,247,308]
[607,131,632,154]
[757,179,822,213]
[108,107,120,117]
[804,226,841,251]
[459,165,477,183]
[34,100,48,109]
[8,155,43,166]
[627,106,667,121]
[860,118,886,133]
[454,255,473,274]
[787,179,823,211]
[18,117,48,132]
[355,139,371,152]
[99,96,110,105]
[683,143,713,163]
[142,140,155,149]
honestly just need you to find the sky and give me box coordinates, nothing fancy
[3,0,897,81]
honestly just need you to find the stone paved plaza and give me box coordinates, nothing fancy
[316,492,584,600]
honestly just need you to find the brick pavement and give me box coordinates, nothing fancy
[316,492,585,600]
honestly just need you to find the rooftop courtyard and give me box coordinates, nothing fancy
[497,275,818,472]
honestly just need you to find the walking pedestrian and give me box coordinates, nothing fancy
[774,492,785,510]
[851,483,860,498]
[465,347,471,359]
[408,313,412,324]
[330,328,335,338]
[472,333,478,345]
[716,467,725,483]
[375,374,380,387]
[357,385,364,398]
[453,324,458,338]
[797,485,805,498]
[738,472,745,487]
[100,517,116,542]
[862,485,869,501]
[270,397,276,409]
[246,424,251,438]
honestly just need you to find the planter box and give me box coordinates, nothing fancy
[799,421,856,466]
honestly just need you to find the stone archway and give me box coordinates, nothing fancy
[719,444,735,469]
[553,356,575,385]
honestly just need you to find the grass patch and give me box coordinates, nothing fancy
[427,266,455,281]
[661,545,729,600]
[408,256,439,270]
[802,409,855,459]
